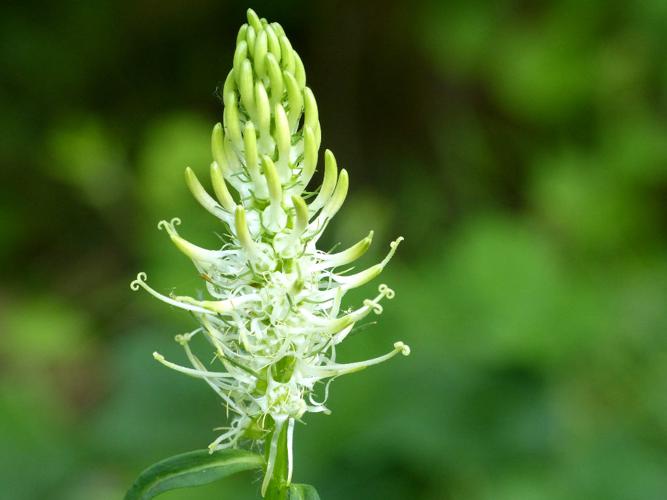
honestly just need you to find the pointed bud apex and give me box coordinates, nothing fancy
[185,167,223,218]
[317,231,373,269]
[271,22,285,37]
[330,237,403,290]
[247,8,262,32]
[159,218,222,263]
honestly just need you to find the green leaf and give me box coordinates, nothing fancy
[288,483,321,500]
[125,448,264,500]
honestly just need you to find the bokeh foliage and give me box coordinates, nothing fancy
[1,1,666,499]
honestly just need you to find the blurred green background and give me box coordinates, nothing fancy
[1,1,667,499]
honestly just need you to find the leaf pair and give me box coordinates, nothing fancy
[125,449,320,499]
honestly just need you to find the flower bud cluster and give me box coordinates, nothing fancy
[131,9,409,494]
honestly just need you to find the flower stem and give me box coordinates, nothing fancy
[264,421,289,499]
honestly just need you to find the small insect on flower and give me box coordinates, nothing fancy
[131,8,410,497]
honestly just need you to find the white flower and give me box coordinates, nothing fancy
[131,8,409,496]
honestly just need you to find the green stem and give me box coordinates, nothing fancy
[264,422,289,500]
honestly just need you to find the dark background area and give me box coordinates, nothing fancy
[1,1,667,499]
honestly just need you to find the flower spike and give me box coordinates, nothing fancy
[131,9,409,497]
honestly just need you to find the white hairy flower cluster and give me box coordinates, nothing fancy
[131,9,409,494]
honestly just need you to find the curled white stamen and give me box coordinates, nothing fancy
[301,341,411,379]
[315,231,373,270]
[363,299,383,315]
[157,217,181,230]
[379,283,395,299]
[153,352,234,380]
[129,272,147,291]
[130,273,211,314]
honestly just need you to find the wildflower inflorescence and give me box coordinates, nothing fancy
[131,9,409,495]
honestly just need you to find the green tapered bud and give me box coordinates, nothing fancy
[284,71,303,131]
[309,149,338,213]
[266,53,284,106]
[210,162,235,212]
[254,30,268,77]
